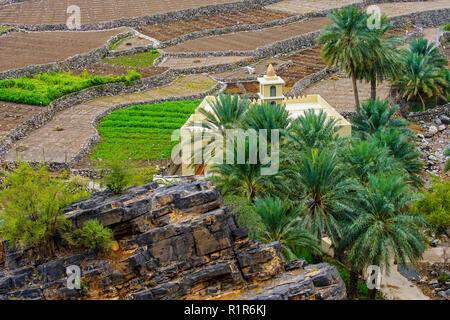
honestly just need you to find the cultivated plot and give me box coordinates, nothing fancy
[373,0,450,18]
[160,56,252,69]
[0,28,129,72]
[137,8,293,42]
[163,17,332,53]
[0,0,241,25]
[266,0,361,14]
[0,101,41,138]
[1,75,217,163]
[300,76,391,112]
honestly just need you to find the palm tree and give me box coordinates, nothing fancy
[342,173,427,299]
[370,128,424,188]
[407,37,448,69]
[340,139,401,184]
[185,92,251,173]
[244,102,292,141]
[287,109,342,151]
[351,99,410,139]
[318,6,377,107]
[392,52,448,111]
[356,14,402,100]
[287,148,359,246]
[189,92,250,133]
[253,197,322,261]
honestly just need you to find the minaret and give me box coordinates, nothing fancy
[257,59,285,106]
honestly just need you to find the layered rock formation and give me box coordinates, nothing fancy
[0,181,346,300]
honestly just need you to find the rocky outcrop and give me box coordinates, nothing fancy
[0,181,346,300]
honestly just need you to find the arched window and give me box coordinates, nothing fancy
[270,85,276,97]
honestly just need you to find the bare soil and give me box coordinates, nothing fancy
[0,101,42,138]
[72,63,168,78]
[137,8,293,42]
[163,17,332,53]
[282,45,327,69]
[213,58,287,81]
[0,0,240,25]
[160,56,252,69]
[373,0,450,18]
[266,0,361,14]
[0,28,129,72]
[112,36,154,52]
[300,75,391,111]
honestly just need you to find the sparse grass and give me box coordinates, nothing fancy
[91,100,201,160]
[103,50,161,68]
[110,36,132,51]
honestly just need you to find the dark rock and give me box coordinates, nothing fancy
[12,288,42,300]
[0,277,12,294]
[37,259,65,283]
[284,259,307,271]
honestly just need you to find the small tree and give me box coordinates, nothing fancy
[0,163,88,257]
[98,157,133,194]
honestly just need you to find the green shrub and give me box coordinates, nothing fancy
[98,157,133,194]
[412,177,450,238]
[131,165,159,186]
[437,273,449,284]
[223,195,264,239]
[444,24,450,31]
[0,163,89,256]
[65,219,114,252]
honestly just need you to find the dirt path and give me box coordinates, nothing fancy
[2,75,216,164]
[380,261,430,300]
[0,28,129,72]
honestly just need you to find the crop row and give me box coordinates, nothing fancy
[0,70,142,106]
[91,100,201,160]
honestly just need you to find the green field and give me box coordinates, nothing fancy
[103,50,161,68]
[0,70,141,106]
[91,100,201,160]
[0,26,11,33]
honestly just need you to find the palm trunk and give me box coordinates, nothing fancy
[370,77,377,101]
[368,288,377,300]
[350,64,360,107]
[418,94,426,111]
[348,270,359,298]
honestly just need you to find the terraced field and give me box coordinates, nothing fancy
[267,0,361,14]
[72,64,168,78]
[0,0,240,25]
[2,75,217,164]
[0,101,41,138]
[163,17,332,53]
[213,58,287,81]
[137,8,293,42]
[92,100,201,160]
[0,28,129,72]
[300,76,391,112]
[283,45,327,69]
[160,56,252,69]
[374,0,450,18]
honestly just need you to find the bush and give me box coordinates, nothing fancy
[0,163,89,256]
[65,219,114,252]
[223,195,263,239]
[131,165,159,186]
[98,157,133,194]
[412,177,450,238]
